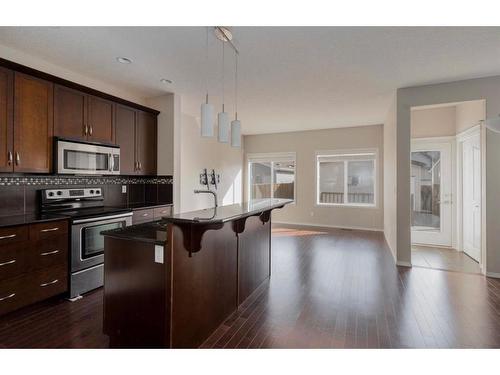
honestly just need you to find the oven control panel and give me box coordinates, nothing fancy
[44,188,103,200]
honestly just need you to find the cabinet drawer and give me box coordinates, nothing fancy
[30,264,67,304]
[0,226,29,245]
[30,235,68,270]
[153,205,172,219]
[0,241,30,281]
[132,209,154,224]
[29,220,68,241]
[0,274,31,316]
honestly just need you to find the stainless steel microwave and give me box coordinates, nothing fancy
[55,138,120,175]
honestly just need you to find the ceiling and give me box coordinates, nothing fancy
[1,27,500,135]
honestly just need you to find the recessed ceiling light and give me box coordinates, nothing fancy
[116,57,132,64]
[160,78,173,84]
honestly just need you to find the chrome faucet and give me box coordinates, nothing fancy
[194,189,218,208]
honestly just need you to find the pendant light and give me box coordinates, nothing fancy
[231,52,241,148]
[201,27,214,137]
[218,39,230,143]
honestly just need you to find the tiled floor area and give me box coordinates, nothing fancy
[412,245,481,274]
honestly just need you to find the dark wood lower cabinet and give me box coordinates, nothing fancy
[0,220,68,316]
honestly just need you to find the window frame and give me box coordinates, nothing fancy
[315,148,378,208]
[246,152,297,203]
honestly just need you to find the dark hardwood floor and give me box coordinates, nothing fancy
[2,225,500,348]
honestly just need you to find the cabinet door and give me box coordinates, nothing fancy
[13,73,54,173]
[54,85,87,140]
[115,104,137,174]
[87,95,113,143]
[136,111,157,175]
[0,67,13,172]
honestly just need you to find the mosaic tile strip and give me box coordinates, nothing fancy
[0,175,173,186]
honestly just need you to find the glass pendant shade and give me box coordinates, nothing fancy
[484,116,500,133]
[231,119,241,147]
[218,111,230,142]
[201,102,214,137]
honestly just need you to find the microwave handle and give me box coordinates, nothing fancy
[109,153,114,172]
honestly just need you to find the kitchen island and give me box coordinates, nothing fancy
[101,198,292,348]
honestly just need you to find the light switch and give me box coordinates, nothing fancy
[122,185,127,194]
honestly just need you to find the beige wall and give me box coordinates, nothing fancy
[383,95,398,260]
[243,125,384,231]
[456,100,486,134]
[397,76,500,276]
[411,106,456,138]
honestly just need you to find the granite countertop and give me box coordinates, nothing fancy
[126,202,173,210]
[0,213,69,228]
[102,220,168,245]
[163,198,293,224]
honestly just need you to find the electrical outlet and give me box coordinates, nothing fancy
[122,185,127,194]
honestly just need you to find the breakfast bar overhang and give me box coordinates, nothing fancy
[101,198,292,348]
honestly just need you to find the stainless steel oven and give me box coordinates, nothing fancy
[70,212,132,299]
[55,138,120,175]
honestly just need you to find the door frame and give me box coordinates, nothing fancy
[410,136,456,248]
[456,124,486,272]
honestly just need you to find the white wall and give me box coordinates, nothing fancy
[243,125,384,231]
[383,94,398,261]
[397,76,500,276]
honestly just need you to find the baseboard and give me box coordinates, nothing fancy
[383,232,397,263]
[273,221,383,232]
[486,271,500,279]
[396,261,412,267]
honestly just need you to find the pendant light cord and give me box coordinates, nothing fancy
[205,26,209,104]
[222,39,225,112]
[234,52,238,120]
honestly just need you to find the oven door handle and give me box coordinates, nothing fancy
[72,212,133,225]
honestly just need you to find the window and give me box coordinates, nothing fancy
[316,150,377,207]
[248,153,296,202]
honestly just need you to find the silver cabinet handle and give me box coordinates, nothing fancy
[15,152,20,166]
[0,259,16,267]
[138,161,142,171]
[40,279,59,287]
[7,151,12,165]
[41,227,59,233]
[0,293,15,302]
[40,250,59,256]
[89,125,93,136]
[142,213,149,217]
[0,234,16,240]
[84,124,88,136]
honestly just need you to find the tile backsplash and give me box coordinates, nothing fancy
[0,175,173,217]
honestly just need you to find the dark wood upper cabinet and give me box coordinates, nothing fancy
[13,73,53,173]
[0,67,13,172]
[115,104,136,174]
[87,95,113,143]
[136,111,157,175]
[54,85,87,140]
[54,88,113,143]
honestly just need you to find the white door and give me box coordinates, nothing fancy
[462,133,481,262]
[411,141,453,247]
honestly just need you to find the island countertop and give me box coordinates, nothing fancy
[162,198,292,224]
